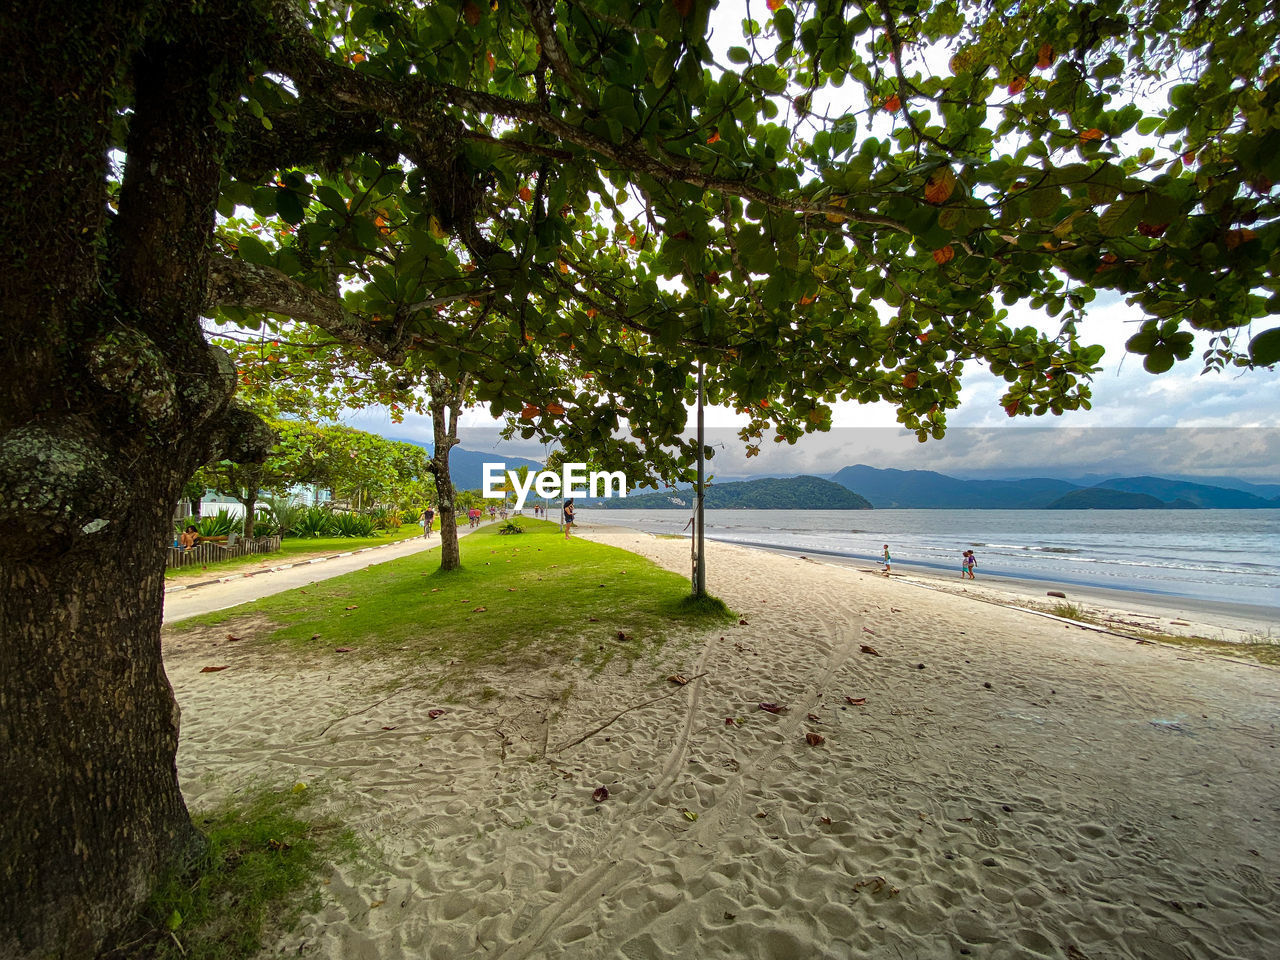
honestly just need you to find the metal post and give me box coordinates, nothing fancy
[694,362,706,598]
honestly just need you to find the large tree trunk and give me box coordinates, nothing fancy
[428,387,462,572]
[0,3,271,955]
[0,472,204,957]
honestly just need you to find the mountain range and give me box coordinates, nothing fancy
[400,442,1278,510]
[828,466,1280,510]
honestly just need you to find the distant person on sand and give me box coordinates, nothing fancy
[881,544,891,576]
[964,550,977,580]
[563,499,576,539]
[420,506,434,538]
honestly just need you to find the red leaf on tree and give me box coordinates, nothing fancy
[902,371,919,389]
[923,167,956,204]
[1035,43,1054,69]
[519,186,532,202]
[766,0,785,10]
[707,129,721,144]
[463,1,481,26]
[546,402,566,415]
[932,245,955,265]
[1078,128,1104,143]
[1008,76,1027,95]
[884,94,902,112]
[1004,400,1020,417]
[521,404,540,420]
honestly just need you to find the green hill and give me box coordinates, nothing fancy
[598,475,872,510]
[1045,488,1199,510]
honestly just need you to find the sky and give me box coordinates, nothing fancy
[343,2,1280,483]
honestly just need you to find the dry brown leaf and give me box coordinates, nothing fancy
[592,786,609,802]
[845,696,867,705]
[758,702,787,714]
[805,731,825,746]
[199,665,229,673]
[860,644,881,656]
[668,674,689,685]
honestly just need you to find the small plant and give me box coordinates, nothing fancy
[196,509,241,539]
[258,496,306,539]
[291,506,335,538]
[109,786,354,960]
[330,512,377,538]
[1050,602,1086,621]
[399,508,421,525]
[498,518,524,535]
[367,506,401,531]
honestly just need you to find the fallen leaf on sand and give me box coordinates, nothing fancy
[310,633,321,641]
[587,617,599,622]
[369,900,385,909]
[862,626,876,634]
[845,696,867,705]
[759,702,787,714]
[818,816,832,825]
[725,717,737,726]
[668,674,689,685]
[200,665,229,673]
[334,647,353,653]
[381,726,397,731]
[225,634,242,642]
[431,588,440,592]
[738,619,749,625]
[428,709,445,719]
[472,606,487,612]
[592,786,609,802]
[807,713,821,722]
[860,644,880,656]
[345,605,358,610]
[616,631,631,641]
[806,731,825,746]
[683,809,698,821]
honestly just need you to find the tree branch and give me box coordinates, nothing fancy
[205,254,407,362]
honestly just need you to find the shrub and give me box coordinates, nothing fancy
[330,512,376,538]
[196,510,241,538]
[498,519,524,535]
[400,508,421,525]
[292,506,335,539]
[368,506,400,531]
[258,496,306,538]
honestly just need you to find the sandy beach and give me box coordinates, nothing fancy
[164,524,1280,959]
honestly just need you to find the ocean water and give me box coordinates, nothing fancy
[578,508,1280,611]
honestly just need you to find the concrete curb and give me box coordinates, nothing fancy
[163,537,429,594]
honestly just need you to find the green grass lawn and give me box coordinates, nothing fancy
[169,520,731,673]
[165,525,426,579]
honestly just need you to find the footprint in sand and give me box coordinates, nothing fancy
[1234,862,1273,902]
[975,823,1000,848]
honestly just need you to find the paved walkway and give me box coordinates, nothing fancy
[163,524,488,624]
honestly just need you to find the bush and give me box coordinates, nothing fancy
[498,519,524,535]
[195,510,241,539]
[330,512,376,538]
[400,508,421,525]
[258,496,306,538]
[292,506,335,539]
[368,506,400,531]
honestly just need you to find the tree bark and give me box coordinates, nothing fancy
[428,386,462,572]
[0,3,272,956]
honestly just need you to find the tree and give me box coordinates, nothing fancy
[4,0,1279,954]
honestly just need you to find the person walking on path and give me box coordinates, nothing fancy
[881,544,891,576]
[420,506,434,539]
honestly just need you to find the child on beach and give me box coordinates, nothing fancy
[964,550,977,580]
[881,544,891,576]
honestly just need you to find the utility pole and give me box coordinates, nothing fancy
[694,362,706,598]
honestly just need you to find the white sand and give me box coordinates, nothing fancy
[165,526,1280,960]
